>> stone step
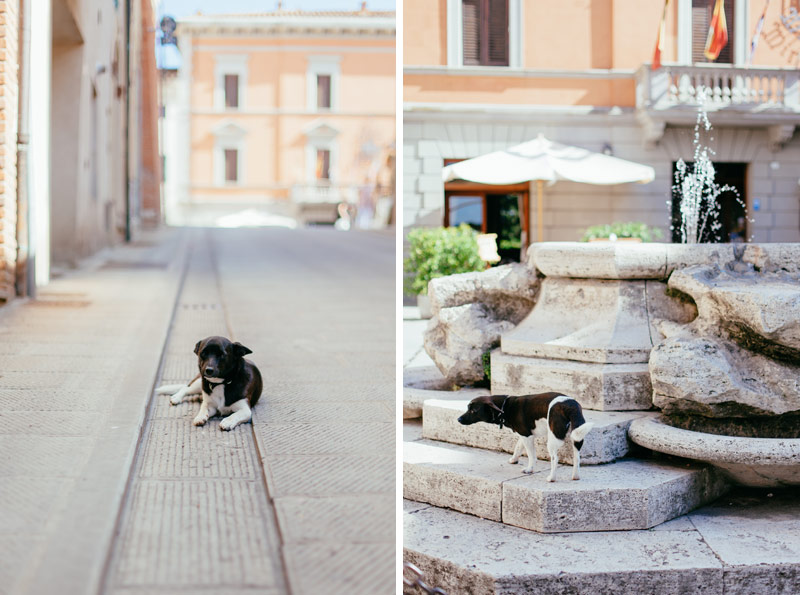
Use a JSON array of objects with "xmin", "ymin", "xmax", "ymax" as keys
[
  {"xmin": 491, "ymin": 350, "xmax": 652, "ymax": 410},
  {"xmin": 402, "ymin": 385, "xmax": 489, "ymax": 420},
  {"xmin": 422, "ymin": 398, "xmax": 651, "ymax": 464},
  {"xmin": 404, "ymin": 496, "xmax": 800, "ymax": 595},
  {"xmin": 403, "ymin": 437, "xmax": 728, "ymax": 533}
]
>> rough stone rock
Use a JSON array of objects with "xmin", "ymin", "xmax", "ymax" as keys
[
  {"xmin": 669, "ymin": 265, "xmax": 800, "ymax": 357},
  {"xmin": 650, "ymin": 329, "xmax": 800, "ymax": 418},
  {"xmin": 424, "ymin": 303, "xmax": 514, "ymax": 385},
  {"xmin": 427, "ymin": 263, "xmax": 538, "ymax": 321},
  {"xmin": 423, "ymin": 264, "xmax": 539, "ymax": 385}
]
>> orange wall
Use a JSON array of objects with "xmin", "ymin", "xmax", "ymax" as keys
[
  {"xmin": 189, "ymin": 33, "xmax": 395, "ymax": 196},
  {"xmin": 404, "ymin": 0, "xmax": 447, "ymax": 65}
]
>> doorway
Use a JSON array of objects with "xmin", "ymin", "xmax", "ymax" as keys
[
  {"xmin": 671, "ymin": 162, "xmax": 747, "ymax": 243},
  {"xmin": 444, "ymin": 188, "xmax": 529, "ymax": 263}
]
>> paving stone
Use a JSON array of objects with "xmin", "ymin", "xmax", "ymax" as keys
[
  {"xmin": 138, "ymin": 418, "xmax": 260, "ymax": 479},
  {"xmin": 0, "ymin": 411, "xmax": 104, "ymax": 436},
  {"xmin": 284, "ymin": 543, "xmax": 394, "ymax": 595},
  {"xmin": 0, "ymin": 388, "xmax": 108, "ymax": 411},
  {"xmin": 0, "ymin": 435, "xmax": 94, "ymax": 477},
  {"xmin": 254, "ymin": 422, "xmax": 394, "ymax": 455},
  {"xmin": 404, "ymin": 503, "xmax": 724, "ymax": 595},
  {"xmin": 256, "ymin": 400, "xmax": 393, "ymax": 424},
  {"xmin": 404, "ymin": 438, "xmax": 729, "ymax": 532},
  {"xmin": 112, "ymin": 479, "xmax": 283, "ymax": 588},
  {"xmin": 261, "ymin": 379, "xmax": 394, "ymax": 403},
  {"xmin": 0, "ymin": 478, "xmax": 75, "ymax": 534},
  {"xmin": 274, "ymin": 494, "xmax": 395, "ymax": 544},
  {"xmin": 264, "ymin": 454, "xmax": 395, "ymax": 498}
]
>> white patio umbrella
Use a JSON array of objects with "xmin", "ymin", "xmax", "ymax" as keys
[{"xmin": 442, "ymin": 134, "xmax": 656, "ymax": 242}]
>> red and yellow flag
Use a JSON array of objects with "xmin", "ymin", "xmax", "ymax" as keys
[
  {"xmin": 652, "ymin": 0, "xmax": 670, "ymax": 70},
  {"xmin": 704, "ymin": 0, "xmax": 729, "ymax": 61}
]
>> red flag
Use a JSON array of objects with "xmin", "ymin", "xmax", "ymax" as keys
[
  {"xmin": 704, "ymin": 0, "xmax": 728, "ymax": 61},
  {"xmin": 652, "ymin": 0, "xmax": 670, "ymax": 70}
]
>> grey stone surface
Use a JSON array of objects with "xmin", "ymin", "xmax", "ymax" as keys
[
  {"xmin": 491, "ymin": 351, "xmax": 653, "ymax": 410},
  {"xmin": 501, "ymin": 278, "xmax": 693, "ymax": 364},
  {"xmin": 404, "ymin": 437, "xmax": 727, "ymax": 532},
  {"xmin": 530, "ymin": 241, "xmax": 670, "ymax": 279},
  {"xmin": 403, "ymin": 386, "xmax": 488, "ymax": 420},
  {"xmin": 404, "ymin": 503, "xmax": 725, "ymax": 595},
  {"xmin": 423, "ymin": 264, "xmax": 539, "ymax": 385},
  {"xmin": 629, "ymin": 416, "xmax": 800, "ymax": 487},
  {"xmin": 650, "ymin": 264, "xmax": 800, "ymax": 419},
  {"xmin": 424, "ymin": 303, "xmax": 514, "ymax": 384},
  {"xmin": 0, "ymin": 228, "xmax": 186, "ymax": 595},
  {"xmin": 422, "ymin": 398, "xmax": 649, "ymax": 464},
  {"xmin": 427, "ymin": 263, "xmax": 538, "ymax": 318}
]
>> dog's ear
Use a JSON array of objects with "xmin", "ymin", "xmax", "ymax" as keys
[
  {"xmin": 479, "ymin": 396, "xmax": 503, "ymax": 413},
  {"xmin": 232, "ymin": 342, "xmax": 252, "ymax": 358},
  {"xmin": 193, "ymin": 339, "xmax": 205, "ymax": 355}
]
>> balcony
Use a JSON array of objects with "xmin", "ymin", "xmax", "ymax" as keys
[
  {"xmin": 290, "ymin": 183, "xmax": 356, "ymax": 225},
  {"xmin": 635, "ymin": 64, "xmax": 800, "ymax": 148}
]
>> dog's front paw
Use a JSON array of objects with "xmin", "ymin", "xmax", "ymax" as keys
[
  {"xmin": 193, "ymin": 414, "xmax": 208, "ymax": 426},
  {"xmin": 546, "ymin": 475, "xmax": 555, "ymax": 483},
  {"xmin": 219, "ymin": 417, "xmax": 237, "ymax": 431},
  {"xmin": 522, "ymin": 467, "xmax": 535, "ymax": 474},
  {"xmin": 572, "ymin": 473, "xmax": 580, "ymax": 481},
  {"xmin": 508, "ymin": 456, "xmax": 519, "ymax": 464},
  {"xmin": 170, "ymin": 393, "xmax": 184, "ymax": 406}
]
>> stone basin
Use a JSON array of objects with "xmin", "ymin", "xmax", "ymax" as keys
[{"xmin": 628, "ymin": 416, "xmax": 800, "ymax": 487}]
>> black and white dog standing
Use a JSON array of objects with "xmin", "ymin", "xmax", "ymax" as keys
[
  {"xmin": 458, "ymin": 392, "xmax": 594, "ymax": 482},
  {"xmin": 156, "ymin": 336, "xmax": 262, "ymax": 431}
]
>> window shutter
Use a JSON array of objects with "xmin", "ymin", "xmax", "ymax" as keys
[
  {"xmin": 225, "ymin": 149, "xmax": 238, "ymax": 182},
  {"xmin": 462, "ymin": 0, "xmax": 481, "ymax": 65},
  {"xmin": 486, "ymin": 0, "xmax": 509, "ymax": 66},
  {"xmin": 224, "ymin": 74, "xmax": 239, "ymax": 108},
  {"xmin": 692, "ymin": 0, "xmax": 734, "ymax": 64},
  {"xmin": 317, "ymin": 75, "xmax": 332, "ymax": 109},
  {"xmin": 316, "ymin": 149, "xmax": 331, "ymax": 180}
]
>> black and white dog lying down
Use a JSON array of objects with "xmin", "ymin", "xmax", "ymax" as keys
[
  {"xmin": 458, "ymin": 392, "xmax": 594, "ymax": 482},
  {"xmin": 156, "ymin": 336, "xmax": 262, "ymax": 431}
]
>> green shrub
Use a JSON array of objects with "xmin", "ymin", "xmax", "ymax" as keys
[
  {"xmin": 403, "ymin": 224, "xmax": 485, "ymax": 296},
  {"xmin": 580, "ymin": 221, "xmax": 664, "ymax": 243}
]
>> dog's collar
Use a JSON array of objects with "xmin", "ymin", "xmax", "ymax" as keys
[
  {"xmin": 205, "ymin": 377, "xmax": 232, "ymax": 387},
  {"xmin": 496, "ymin": 396, "xmax": 510, "ymax": 429}
]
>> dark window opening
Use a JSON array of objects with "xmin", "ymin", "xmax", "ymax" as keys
[
  {"xmin": 671, "ymin": 161, "xmax": 747, "ymax": 243},
  {"xmin": 224, "ymin": 74, "xmax": 239, "ymax": 108},
  {"xmin": 317, "ymin": 74, "xmax": 332, "ymax": 109},
  {"xmin": 316, "ymin": 149, "xmax": 331, "ymax": 180},
  {"xmin": 692, "ymin": 0, "xmax": 734, "ymax": 64},
  {"xmin": 462, "ymin": 0, "xmax": 509, "ymax": 66},
  {"xmin": 224, "ymin": 149, "xmax": 238, "ymax": 182}
]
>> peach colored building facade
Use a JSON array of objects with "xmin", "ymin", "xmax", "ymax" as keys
[
  {"xmin": 404, "ymin": 0, "xmax": 800, "ymax": 251},
  {"xmin": 164, "ymin": 9, "xmax": 395, "ymax": 225}
]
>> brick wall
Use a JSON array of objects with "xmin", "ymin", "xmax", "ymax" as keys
[{"xmin": 0, "ymin": 0, "xmax": 18, "ymax": 301}]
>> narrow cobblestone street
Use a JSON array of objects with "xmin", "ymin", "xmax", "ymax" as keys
[{"xmin": 0, "ymin": 226, "xmax": 395, "ymax": 595}]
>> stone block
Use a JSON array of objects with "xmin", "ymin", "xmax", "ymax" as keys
[
  {"xmin": 403, "ymin": 439, "xmax": 525, "ymax": 521},
  {"xmin": 421, "ymin": 398, "xmax": 649, "ymax": 464},
  {"xmin": 491, "ymin": 351, "xmax": 653, "ymax": 411},
  {"xmin": 403, "ymin": 438, "xmax": 727, "ymax": 532},
  {"xmin": 403, "ymin": 386, "xmax": 488, "ymax": 420},
  {"xmin": 502, "ymin": 459, "xmax": 727, "ymax": 533},
  {"xmin": 501, "ymin": 278, "xmax": 662, "ymax": 364},
  {"xmin": 530, "ymin": 242, "xmax": 668, "ymax": 279}
]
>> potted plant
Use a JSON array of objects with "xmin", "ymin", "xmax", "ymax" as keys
[
  {"xmin": 581, "ymin": 221, "xmax": 664, "ymax": 243},
  {"xmin": 404, "ymin": 224, "xmax": 486, "ymax": 318}
]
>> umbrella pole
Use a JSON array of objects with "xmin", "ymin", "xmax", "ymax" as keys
[{"xmin": 536, "ymin": 180, "xmax": 543, "ymax": 242}]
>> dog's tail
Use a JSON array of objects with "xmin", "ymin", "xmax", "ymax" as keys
[
  {"xmin": 571, "ymin": 421, "xmax": 594, "ymax": 443},
  {"xmin": 155, "ymin": 384, "xmax": 186, "ymax": 395}
]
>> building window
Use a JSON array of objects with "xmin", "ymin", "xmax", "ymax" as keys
[
  {"xmin": 462, "ymin": 0, "xmax": 509, "ymax": 66},
  {"xmin": 307, "ymin": 56, "xmax": 340, "ymax": 111},
  {"xmin": 691, "ymin": 0, "xmax": 734, "ymax": 64},
  {"xmin": 224, "ymin": 74, "xmax": 239, "ymax": 108},
  {"xmin": 317, "ymin": 75, "xmax": 332, "ymax": 109},
  {"xmin": 315, "ymin": 149, "xmax": 331, "ymax": 181},
  {"xmin": 224, "ymin": 149, "xmax": 239, "ymax": 182},
  {"xmin": 214, "ymin": 55, "xmax": 247, "ymax": 110}
]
